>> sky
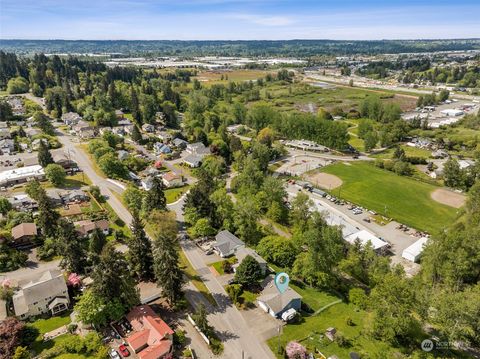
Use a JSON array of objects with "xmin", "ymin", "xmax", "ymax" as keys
[{"xmin": 0, "ymin": 0, "xmax": 479, "ymax": 40}]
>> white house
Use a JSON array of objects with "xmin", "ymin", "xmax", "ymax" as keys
[
  {"xmin": 13, "ymin": 270, "xmax": 70, "ymax": 319},
  {"xmin": 183, "ymin": 154, "xmax": 203, "ymax": 168},
  {"xmin": 234, "ymin": 247, "xmax": 268, "ymax": 276},
  {"xmin": 186, "ymin": 142, "xmax": 210, "ymax": 155}
]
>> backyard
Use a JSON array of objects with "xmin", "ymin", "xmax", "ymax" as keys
[{"xmin": 319, "ymin": 161, "xmax": 459, "ymax": 233}]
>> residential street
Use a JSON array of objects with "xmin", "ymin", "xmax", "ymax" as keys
[{"xmin": 57, "ymin": 130, "xmax": 275, "ymax": 358}]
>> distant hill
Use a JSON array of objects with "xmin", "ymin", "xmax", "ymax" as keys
[{"xmin": 1, "ymin": 39, "xmax": 480, "ymax": 57}]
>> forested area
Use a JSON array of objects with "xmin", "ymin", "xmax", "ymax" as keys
[{"xmin": 1, "ymin": 39, "xmax": 480, "ymax": 57}]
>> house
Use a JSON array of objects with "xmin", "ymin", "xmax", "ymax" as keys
[
  {"xmin": 213, "ymin": 230, "xmax": 245, "ymax": 258},
  {"xmin": 126, "ymin": 305, "xmax": 174, "ymax": 359},
  {"xmin": 153, "ymin": 142, "xmax": 171, "ymax": 155},
  {"xmin": 0, "ymin": 138, "xmax": 15, "ymax": 154},
  {"xmin": 0, "ymin": 165, "xmax": 45, "ymax": 187},
  {"xmin": 118, "ymin": 150, "xmax": 130, "ymax": 160},
  {"xmin": 45, "ymin": 189, "xmax": 63, "ymax": 206},
  {"xmin": 73, "ymin": 120, "xmax": 95, "ymax": 139},
  {"xmin": 8, "ymin": 194, "xmax": 38, "ymax": 212},
  {"xmin": 162, "ymin": 172, "xmax": 182, "ymax": 188},
  {"xmin": 62, "ymin": 112, "xmax": 82, "ymax": 126},
  {"xmin": 31, "ymin": 138, "xmax": 48, "ymax": 151},
  {"xmin": 0, "ymin": 128, "xmax": 11, "ymax": 139},
  {"xmin": 183, "ymin": 154, "xmax": 203, "ymax": 168},
  {"xmin": 142, "ymin": 124, "xmax": 155, "ymax": 133},
  {"xmin": 117, "ymin": 119, "xmax": 132, "ymax": 127},
  {"xmin": 344, "ymin": 230, "xmax": 389, "ymax": 252},
  {"xmin": 141, "ymin": 176, "xmax": 156, "ymax": 191},
  {"xmin": 111, "ymin": 127, "xmax": 126, "ymax": 136},
  {"xmin": 13, "ymin": 270, "xmax": 70, "ymax": 319},
  {"xmin": 11, "ymin": 223, "xmax": 37, "ymax": 246},
  {"xmin": 115, "ymin": 109, "xmax": 125, "ymax": 119},
  {"xmin": 172, "ymin": 138, "xmax": 188, "ymax": 149},
  {"xmin": 62, "ymin": 189, "xmax": 89, "ymax": 203},
  {"xmin": 25, "ymin": 128, "xmax": 41, "ymax": 138},
  {"xmin": 186, "ymin": 142, "xmax": 210, "ymax": 155},
  {"xmin": 459, "ymin": 159, "xmax": 474, "ymax": 170},
  {"xmin": 402, "ymin": 237, "xmax": 429, "ymax": 263},
  {"xmin": 234, "ymin": 247, "xmax": 268, "ymax": 275},
  {"xmin": 157, "ymin": 131, "xmax": 172, "ymax": 142},
  {"xmin": 74, "ymin": 219, "xmax": 110, "ymax": 237},
  {"xmin": 257, "ymin": 275, "xmax": 302, "ymax": 319},
  {"xmin": 0, "ymin": 121, "xmax": 8, "ymax": 129},
  {"xmin": 53, "ymin": 152, "xmax": 77, "ymax": 169},
  {"xmin": 432, "ymin": 149, "xmax": 448, "ymax": 159}
]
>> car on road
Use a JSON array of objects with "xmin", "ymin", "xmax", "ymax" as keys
[
  {"xmin": 118, "ymin": 344, "xmax": 130, "ymax": 357},
  {"xmin": 109, "ymin": 349, "xmax": 121, "ymax": 359},
  {"xmin": 353, "ymin": 208, "xmax": 363, "ymax": 215}
]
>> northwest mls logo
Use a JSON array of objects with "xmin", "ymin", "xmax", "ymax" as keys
[{"xmin": 421, "ymin": 339, "xmax": 434, "ymax": 352}]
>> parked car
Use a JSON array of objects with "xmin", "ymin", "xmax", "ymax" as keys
[
  {"xmin": 353, "ymin": 208, "xmax": 363, "ymax": 215},
  {"xmin": 118, "ymin": 344, "xmax": 130, "ymax": 357},
  {"xmin": 109, "ymin": 349, "xmax": 121, "ymax": 359}
]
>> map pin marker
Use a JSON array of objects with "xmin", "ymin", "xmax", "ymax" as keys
[{"xmin": 275, "ymin": 272, "xmax": 290, "ymax": 294}]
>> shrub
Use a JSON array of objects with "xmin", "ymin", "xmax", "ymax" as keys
[
  {"xmin": 173, "ymin": 330, "xmax": 186, "ymax": 346},
  {"xmin": 349, "ymin": 288, "xmax": 368, "ymax": 309}
]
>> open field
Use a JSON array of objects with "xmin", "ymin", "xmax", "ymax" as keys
[
  {"xmin": 195, "ymin": 69, "xmax": 269, "ymax": 83},
  {"xmin": 431, "ymin": 188, "xmax": 466, "ymax": 208},
  {"xmin": 268, "ymin": 302, "xmax": 403, "ymax": 358},
  {"xmin": 371, "ymin": 145, "xmax": 432, "ymax": 159},
  {"xmin": 319, "ymin": 161, "xmax": 459, "ymax": 233}
]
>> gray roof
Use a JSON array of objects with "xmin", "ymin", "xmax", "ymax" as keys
[
  {"xmin": 257, "ymin": 275, "xmax": 302, "ymax": 315},
  {"xmin": 183, "ymin": 154, "xmax": 203, "ymax": 166},
  {"xmin": 13, "ymin": 270, "xmax": 68, "ymax": 316},
  {"xmin": 214, "ymin": 230, "xmax": 244, "ymax": 256},
  {"xmin": 235, "ymin": 247, "xmax": 267, "ymax": 266}
]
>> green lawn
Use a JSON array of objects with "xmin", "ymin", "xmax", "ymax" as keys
[
  {"xmin": 267, "ymin": 302, "xmax": 418, "ymax": 359},
  {"xmin": 371, "ymin": 145, "xmax": 432, "ymax": 159},
  {"xmin": 165, "ymin": 185, "xmax": 190, "ymax": 204},
  {"xmin": 210, "ymin": 257, "xmax": 237, "ymax": 275},
  {"xmin": 290, "ymin": 282, "xmax": 340, "ymax": 312},
  {"xmin": 28, "ymin": 313, "xmax": 72, "ymax": 354},
  {"xmin": 321, "ymin": 161, "xmax": 459, "ymax": 233}
]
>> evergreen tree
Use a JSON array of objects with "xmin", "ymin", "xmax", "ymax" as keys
[
  {"xmin": 131, "ymin": 125, "xmax": 142, "ymax": 143},
  {"xmin": 128, "ymin": 210, "xmax": 154, "ymax": 281},
  {"xmin": 89, "ymin": 228, "xmax": 106, "ymax": 255},
  {"xmin": 57, "ymin": 220, "xmax": 86, "ymax": 274},
  {"xmin": 36, "ymin": 192, "xmax": 59, "ymax": 238},
  {"xmin": 130, "ymin": 87, "xmax": 142, "ymax": 124},
  {"xmin": 91, "ymin": 243, "xmax": 140, "ymax": 309},
  {"xmin": 37, "ymin": 140, "xmax": 54, "ymax": 167},
  {"xmin": 142, "ymin": 176, "xmax": 166, "ymax": 213},
  {"xmin": 152, "ymin": 233, "xmax": 184, "ymax": 305}
]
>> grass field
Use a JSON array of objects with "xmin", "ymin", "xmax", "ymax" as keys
[
  {"xmin": 195, "ymin": 69, "xmax": 269, "ymax": 83},
  {"xmin": 320, "ymin": 161, "xmax": 459, "ymax": 233},
  {"xmin": 371, "ymin": 145, "xmax": 432, "ymax": 159},
  {"xmin": 244, "ymin": 81, "xmax": 414, "ymax": 114}
]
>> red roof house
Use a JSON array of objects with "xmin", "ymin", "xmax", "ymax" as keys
[{"xmin": 126, "ymin": 305, "xmax": 174, "ymax": 359}]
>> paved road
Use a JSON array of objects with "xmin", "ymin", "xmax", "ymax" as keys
[{"xmin": 60, "ymin": 132, "xmax": 274, "ymax": 358}]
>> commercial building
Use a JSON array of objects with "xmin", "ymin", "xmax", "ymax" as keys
[
  {"xmin": 0, "ymin": 165, "xmax": 45, "ymax": 187},
  {"xmin": 402, "ymin": 237, "xmax": 429, "ymax": 263}
]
